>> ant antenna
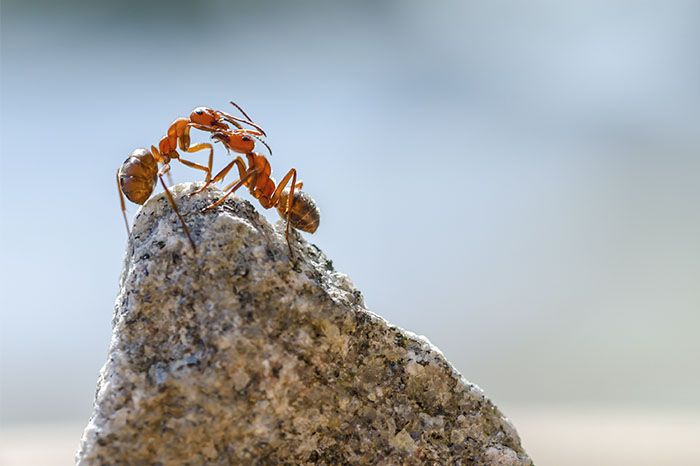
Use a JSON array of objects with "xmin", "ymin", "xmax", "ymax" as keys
[
  {"xmin": 225, "ymin": 100, "xmax": 267, "ymax": 137},
  {"xmin": 222, "ymin": 113, "xmax": 267, "ymax": 137},
  {"xmin": 252, "ymin": 135, "xmax": 273, "ymax": 156},
  {"xmin": 230, "ymin": 101, "xmax": 254, "ymax": 122}
]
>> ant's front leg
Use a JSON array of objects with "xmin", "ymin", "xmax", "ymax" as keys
[
  {"xmin": 202, "ymin": 169, "xmax": 258, "ymax": 212},
  {"xmin": 184, "ymin": 142, "xmax": 215, "ymax": 181},
  {"xmin": 190, "ymin": 156, "xmax": 247, "ymax": 196},
  {"xmin": 177, "ymin": 156, "xmax": 211, "ymax": 183}
]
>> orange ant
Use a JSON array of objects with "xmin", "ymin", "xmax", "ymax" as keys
[
  {"xmin": 116, "ymin": 102, "xmax": 272, "ymax": 252},
  {"xmin": 195, "ymin": 134, "xmax": 320, "ymax": 255}
]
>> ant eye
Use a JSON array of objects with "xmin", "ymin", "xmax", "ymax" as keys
[
  {"xmin": 196, "ymin": 110, "xmax": 203, "ymax": 115},
  {"xmin": 242, "ymin": 136, "xmax": 251, "ymax": 141}
]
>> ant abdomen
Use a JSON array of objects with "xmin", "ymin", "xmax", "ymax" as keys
[
  {"xmin": 118, "ymin": 148, "xmax": 158, "ymax": 204},
  {"xmin": 277, "ymin": 189, "xmax": 320, "ymax": 234}
]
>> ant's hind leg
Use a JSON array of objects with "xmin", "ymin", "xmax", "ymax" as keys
[
  {"xmin": 158, "ymin": 165, "xmax": 197, "ymax": 253},
  {"xmin": 116, "ymin": 169, "xmax": 130, "ymax": 233},
  {"xmin": 268, "ymin": 168, "xmax": 298, "ymax": 256},
  {"xmin": 285, "ymin": 171, "xmax": 298, "ymax": 256}
]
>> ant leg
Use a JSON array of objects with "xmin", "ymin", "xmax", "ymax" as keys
[
  {"xmin": 284, "ymin": 172, "xmax": 298, "ymax": 256},
  {"xmin": 158, "ymin": 165, "xmax": 196, "ymax": 252},
  {"xmin": 177, "ymin": 157, "xmax": 211, "ymax": 187},
  {"xmin": 268, "ymin": 168, "xmax": 298, "ymax": 255},
  {"xmin": 179, "ymin": 141, "xmax": 214, "ymax": 181},
  {"xmin": 202, "ymin": 170, "xmax": 257, "ymax": 212},
  {"xmin": 178, "ymin": 142, "xmax": 214, "ymax": 181},
  {"xmin": 116, "ymin": 169, "xmax": 130, "ymax": 233},
  {"xmin": 191, "ymin": 156, "xmax": 247, "ymax": 196}
]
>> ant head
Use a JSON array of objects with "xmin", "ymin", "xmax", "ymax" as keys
[
  {"xmin": 219, "ymin": 132, "xmax": 255, "ymax": 154},
  {"xmin": 211, "ymin": 131, "xmax": 256, "ymax": 154},
  {"xmin": 234, "ymin": 134, "xmax": 256, "ymax": 154},
  {"xmin": 190, "ymin": 107, "xmax": 227, "ymax": 129}
]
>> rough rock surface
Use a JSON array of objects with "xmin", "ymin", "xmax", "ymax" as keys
[{"xmin": 77, "ymin": 183, "xmax": 532, "ymax": 465}]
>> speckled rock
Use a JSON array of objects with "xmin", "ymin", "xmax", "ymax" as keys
[{"xmin": 77, "ymin": 183, "xmax": 532, "ymax": 465}]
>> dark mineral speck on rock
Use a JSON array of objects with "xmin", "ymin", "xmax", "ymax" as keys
[{"xmin": 76, "ymin": 183, "xmax": 533, "ymax": 465}]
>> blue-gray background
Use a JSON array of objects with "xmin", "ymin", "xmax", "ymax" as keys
[{"xmin": 1, "ymin": 0, "xmax": 699, "ymax": 425}]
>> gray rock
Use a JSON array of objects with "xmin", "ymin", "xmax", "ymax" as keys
[{"xmin": 77, "ymin": 183, "xmax": 532, "ymax": 465}]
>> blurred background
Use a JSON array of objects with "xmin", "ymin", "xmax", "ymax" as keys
[{"xmin": 1, "ymin": 0, "xmax": 699, "ymax": 464}]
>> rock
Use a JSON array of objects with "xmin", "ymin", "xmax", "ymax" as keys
[{"xmin": 77, "ymin": 183, "xmax": 532, "ymax": 465}]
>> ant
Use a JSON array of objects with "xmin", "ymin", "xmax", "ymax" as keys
[
  {"xmin": 116, "ymin": 102, "xmax": 272, "ymax": 252},
  {"xmin": 195, "ymin": 133, "xmax": 320, "ymax": 256}
]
